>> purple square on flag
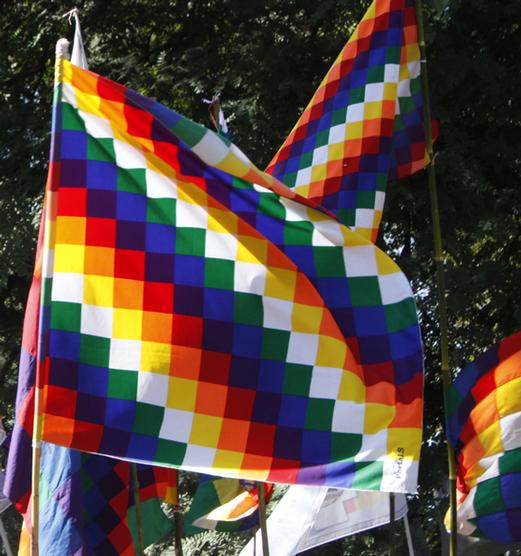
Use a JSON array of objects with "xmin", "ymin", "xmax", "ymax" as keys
[
  {"xmin": 76, "ymin": 393, "xmax": 106, "ymax": 425},
  {"xmin": 229, "ymin": 356, "xmax": 260, "ymax": 389},
  {"xmin": 177, "ymin": 145, "xmax": 206, "ymax": 179},
  {"xmin": 273, "ymin": 426, "xmax": 302, "ymax": 460},
  {"xmin": 48, "ymin": 357, "xmax": 79, "ymax": 389},
  {"xmin": 252, "ymin": 392, "xmax": 281, "ymax": 424},
  {"xmin": 99, "ymin": 427, "xmax": 131, "ymax": 456},
  {"xmin": 358, "ymin": 334, "xmax": 391, "ymax": 364},
  {"xmin": 506, "ymin": 508, "xmax": 521, "ymax": 541},
  {"xmin": 145, "ymin": 252, "xmax": 175, "ymax": 282},
  {"xmin": 203, "ymin": 319, "xmax": 233, "ymax": 352},
  {"xmin": 150, "ymin": 118, "xmax": 174, "ymax": 142},
  {"xmin": 173, "ymin": 285, "xmax": 204, "ymax": 316},
  {"xmin": 87, "ymin": 189, "xmax": 117, "ymax": 219},
  {"xmin": 116, "ymin": 220, "xmax": 146, "ymax": 250},
  {"xmin": 206, "ymin": 179, "xmax": 231, "ymax": 206},
  {"xmin": 60, "ymin": 159, "xmax": 87, "ymax": 188},
  {"xmin": 331, "ymin": 308, "xmax": 356, "ymax": 338}
]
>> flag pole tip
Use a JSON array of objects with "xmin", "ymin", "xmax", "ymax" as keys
[{"xmin": 56, "ymin": 38, "xmax": 70, "ymax": 59}]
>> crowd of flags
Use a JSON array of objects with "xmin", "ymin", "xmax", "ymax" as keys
[{"xmin": 0, "ymin": 0, "xmax": 518, "ymax": 554}]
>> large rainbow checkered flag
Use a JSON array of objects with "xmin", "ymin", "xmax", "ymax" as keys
[
  {"xmin": 267, "ymin": 0, "xmax": 437, "ymax": 242},
  {"xmin": 446, "ymin": 331, "xmax": 521, "ymax": 542},
  {"xmin": 35, "ymin": 50, "xmax": 424, "ymax": 493}
]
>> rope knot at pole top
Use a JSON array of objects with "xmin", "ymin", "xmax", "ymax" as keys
[{"xmin": 62, "ymin": 8, "xmax": 79, "ymax": 25}]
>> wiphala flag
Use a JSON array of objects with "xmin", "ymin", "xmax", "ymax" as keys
[{"xmin": 35, "ymin": 59, "xmax": 423, "ymax": 492}]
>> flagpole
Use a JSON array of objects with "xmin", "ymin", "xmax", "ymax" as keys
[
  {"xmin": 131, "ymin": 464, "xmax": 145, "ymax": 555},
  {"xmin": 0, "ymin": 516, "xmax": 14, "ymax": 556},
  {"xmin": 413, "ymin": 1, "xmax": 458, "ymax": 555},
  {"xmin": 30, "ymin": 38, "xmax": 70, "ymax": 556},
  {"xmin": 173, "ymin": 472, "xmax": 184, "ymax": 556},
  {"xmin": 257, "ymin": 482, "xmax": 270, "ymax": 556},
  {"xmin": 389, "ymin": 492, "xmax": 395, "ymax": 556},
  {"xmin": 403, "ymin": 514, "xmax": 415, "ymax": 556}
]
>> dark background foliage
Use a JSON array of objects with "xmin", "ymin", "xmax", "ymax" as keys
[{"xmin": 1, "ymin": 0, "xmax": 520, "ymax": 554}]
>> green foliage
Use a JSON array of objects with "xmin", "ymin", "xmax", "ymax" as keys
[{"xmin": 1, "ymin": 0, "xmax": 520, "ymax": 554}]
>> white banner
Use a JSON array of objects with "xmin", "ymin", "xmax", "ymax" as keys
[{"xmin": 240, "ymin": 487, "xmax": 407, "ymax": 556}]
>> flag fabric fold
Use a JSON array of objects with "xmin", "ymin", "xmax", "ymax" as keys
[
  {"xmin": 184, "ymin": 476, "xmax": 272, "ymax": 535},
  {"xmin": 267, "ymin": 0, "xmax": 437, "ymax": 242},
  {"xmin": 35, "ymin": 58, "xmax": 423, "ymax": 492},
  {"xmin": 446, "ymin": 331, "xmax": 521, "ymax": 542}
]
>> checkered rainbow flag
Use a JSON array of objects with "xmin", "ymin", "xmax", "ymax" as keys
[
  {"xmin": 36, "ymin": 56, "xmax": 423, "ymax": 493},
  {"xmin": 267, "ymin": 0, "xmax": 437, "ymax": 242},
  {"xmin": 447, "ymin": 331, "xmax": 521, "ymax": 542}
]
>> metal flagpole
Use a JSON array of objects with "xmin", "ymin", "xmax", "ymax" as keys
[
  {"xmin": 403, "ymin": 513, "xmax": 415, "ymax": 556},
  {"xmin": 0, "ymin": 516, "xmax": 14, "ymax": 556},
  {"xmin": 389, "ymin": 492, "xmax": 395, "ymax": 556},
  {"xmin": 257, "ymin": 482, "xmax": 270, "ymax": 556},
  {"xmin": 173, "ymin": 471, "xmax": 184, "ymax": 556},
  {"xmin": 413, "ymin": 1, "xmax": 458, "ymax": 555},
  {"xmin": 131, "ymin": 464, "xmax": 145, "ymax": 555}
]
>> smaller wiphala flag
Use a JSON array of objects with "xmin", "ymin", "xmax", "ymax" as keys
[
  {"xmin": 267, "ymin": 0, "xmax": 437, "ymax": 242},
  {"xmin": 185, "ymin": 476, "xmax": 272, "ymax": 535},
  {"xmin": 447, "ymin": 331, "xmax": 521, "ymax": 542}
]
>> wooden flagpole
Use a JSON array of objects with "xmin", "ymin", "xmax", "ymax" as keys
[
  {"xmin": 30, "ymin": 38, "xmax": 71, "ymax": 556},
  {"xmin": 131, "ymin": 464, "xmax": 145, "ymax": 555},
  {"xmin": 257, "ymin": 482, "xmax": 270, "ymax": 556},
  {"xmin": 413, "ymin": 1, "xmax": 458, "ymax": 555}
]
